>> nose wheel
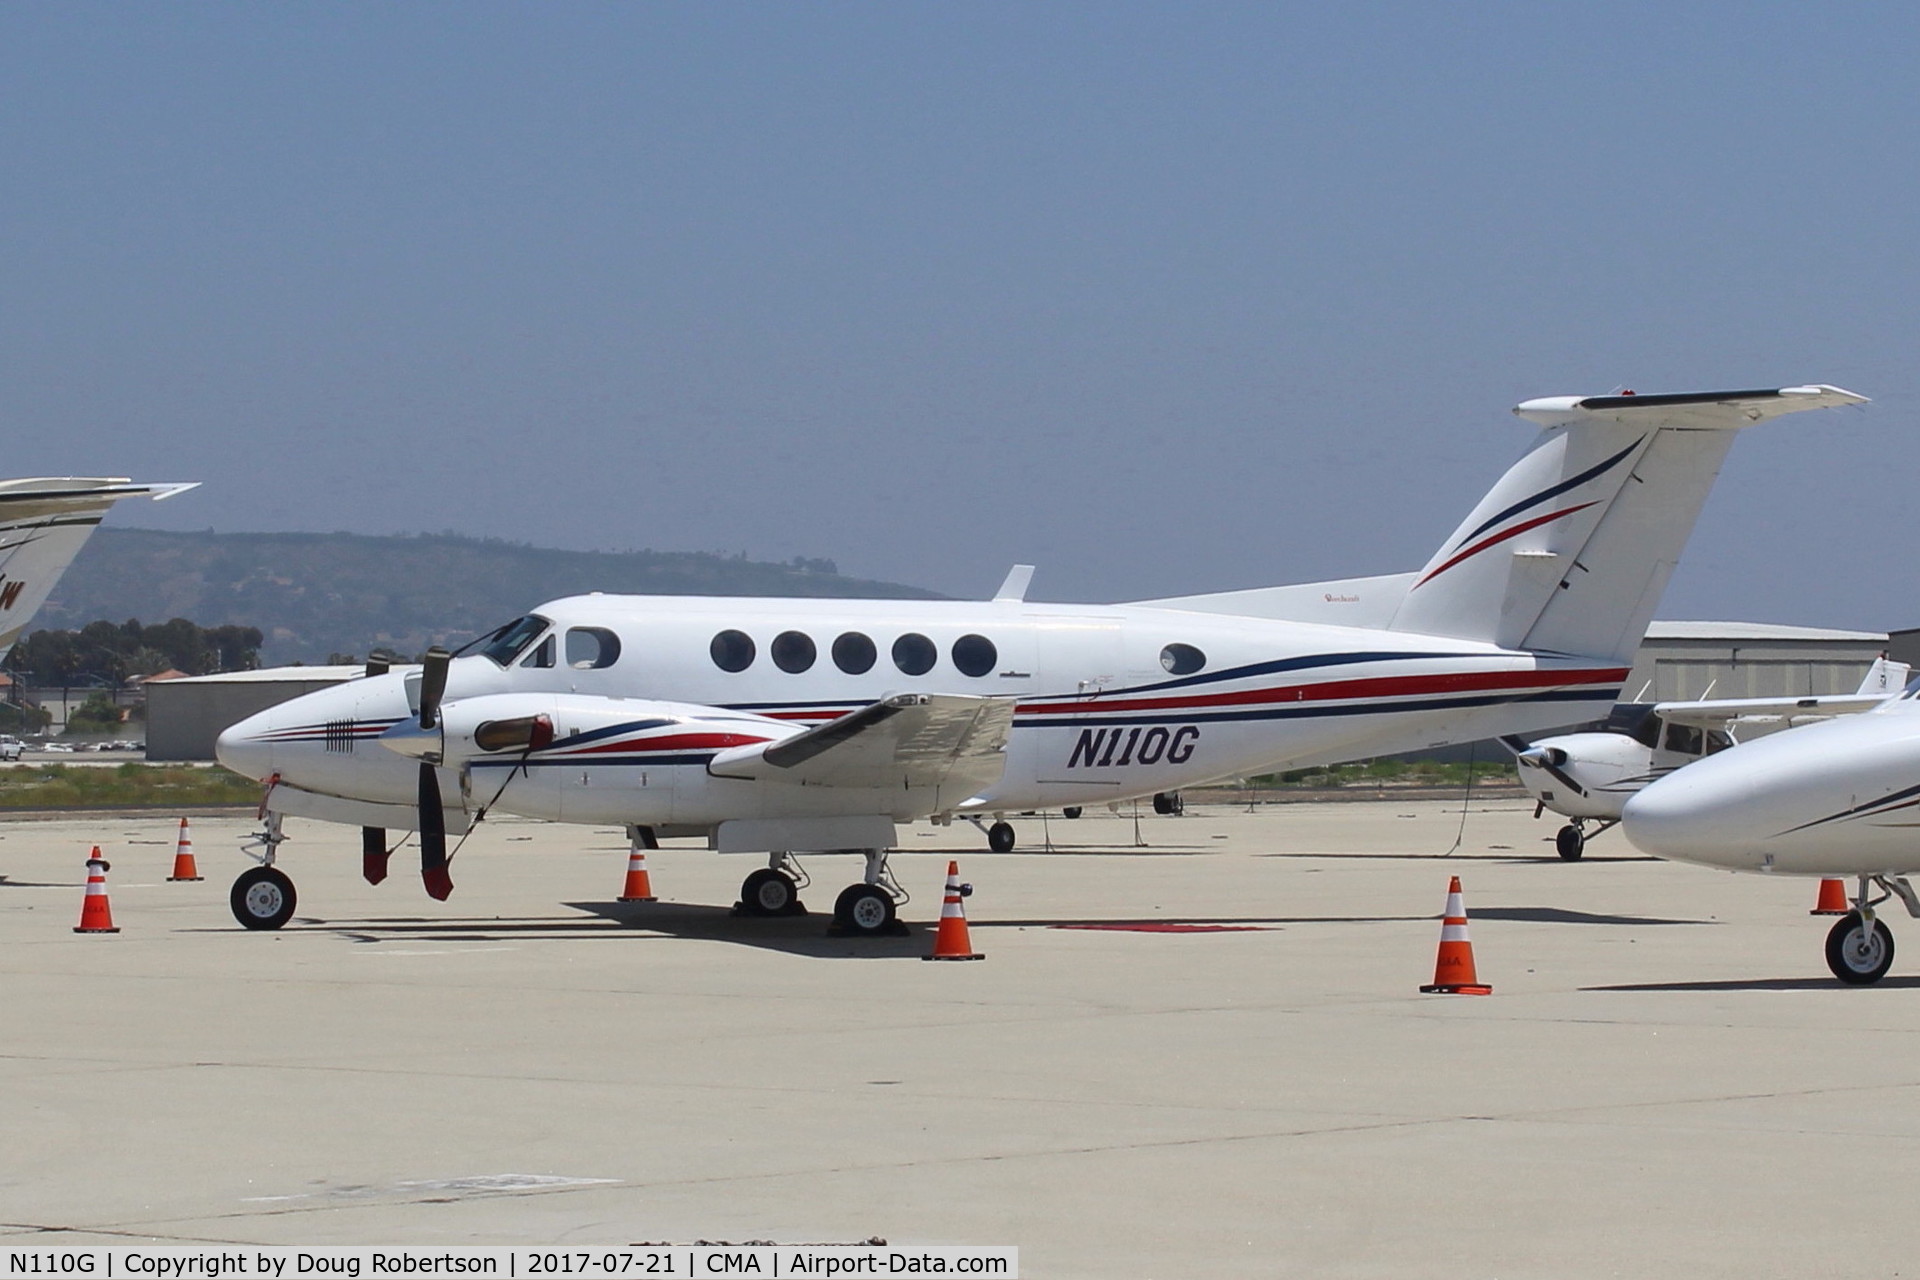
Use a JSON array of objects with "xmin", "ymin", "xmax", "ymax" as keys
[
  {"xmin": 1826, "ymin": 911, "xmax": 1895, "ymax": 985},
  {"xmin": 231, "ymin": 866, "xmax": 297, "ymax": 930}
]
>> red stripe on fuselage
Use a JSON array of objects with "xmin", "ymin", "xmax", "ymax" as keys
[{"xmin": 1014, "ymin": 666, "xmax": 1627, "ymax": 718}]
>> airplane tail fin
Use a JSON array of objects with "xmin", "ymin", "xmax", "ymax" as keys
[
  {"xmin": 1385, "ymin": 387, "xmax": 1865, "ymax": 664},
  {"xmin": 1857, "ymin": 653, "xmax": 1910, "ymax": 698},
  {"xmin": 0, "ymin": 479, "xmax": 199, "ymax": 659}
]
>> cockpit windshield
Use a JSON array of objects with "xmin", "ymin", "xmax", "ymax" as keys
[{"xmin": 468, "ymin": 615, "xmax": 551, "ymax": 667}]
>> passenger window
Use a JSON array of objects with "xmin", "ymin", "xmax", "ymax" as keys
[
  {"xmin": 772, "ymin": 630, "xmax": 817, "ymax": 674},
  {"xmin": 566, "ymin": 627, "xmax": 622, "ymax": 670},
  {"xmin": 1664, "ymin": 722, "xmax": 1705, "ymax": 756},
  {"xmin": 1706, "ymin": 730, "xmax": 1733, "ymax": 754},
  {"xmin": 520, "ymin": 635, "xmax": 556, "ymax": 669},
  {"xmin": 892, "ymin": 633, "xmax": 937, "ymax": 676},
  {"xmin": 952, "ymin": 634, "xmax": 997, "ymax": 678},
  {"xmin": 711, "ymin": 630, "xmax": 755, "ymax": 673},
  {"xmin": 1160, "ymin": 643, "xmax": 1206, "ymax": 675},
  {"xmin": 833, "ymin": 632, "xmax": 876, "ymax": 675}
]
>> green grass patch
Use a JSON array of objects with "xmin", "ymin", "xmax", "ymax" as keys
[
  {"xmin": 1247, "ymin": 759, "xmax": 1518, "ymax": 789},
  {"xmin": 0, "ymin": 763, "xmax": 261, "ymax": 809}
]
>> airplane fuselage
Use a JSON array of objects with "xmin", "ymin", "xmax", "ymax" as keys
[{"xmin": 219, "ymin": 594, "xmax": 1628, "ymax": 830}]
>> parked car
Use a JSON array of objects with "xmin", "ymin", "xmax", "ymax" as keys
[{"xmin": 0, "ymin": 736, "xmax": 22, "ymax": 761}]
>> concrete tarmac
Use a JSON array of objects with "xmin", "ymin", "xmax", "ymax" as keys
[{"xmin": 4, "ymin": 799, "xmax": 1917, "ymax": 1276}]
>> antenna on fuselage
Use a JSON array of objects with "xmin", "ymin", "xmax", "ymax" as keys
[{"xmin": 993, "ymin": 565, "xmax": 1035, "ymax": 603}]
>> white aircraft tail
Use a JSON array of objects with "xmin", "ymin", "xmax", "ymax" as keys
[
  {"xmin": 0, "ymin": 479, "xmax": 198, "ymax": 657},
  {"xmin": 1857, "ymin": 654, "xmax": 1910, "ymax": 698},
  {"xmin": 1383, "ymin": 386, "xmax": 1865, "ymax": 663}
]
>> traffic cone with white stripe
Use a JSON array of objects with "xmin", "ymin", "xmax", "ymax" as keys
[
  {"xmin": 1419, "ymin": 875, "xmax": 1489, "ymax": 994},
  {"xmin": 1811, "ymin": 878, "xmax": 1849, "ymax": 916},
  {"xmin": 925, "ymin": 861, "xmax": 984, "ymax": 961},
  {"xmin": 167, "ymin": 817, "xmax": 203, "ymax": 882},
  {"xmin": 618, "ymin": 844, "xmax": 657, "ymax": 903},
  {"xmin": 74, "ymin": 847, "xmax": 119, "ymax": 934}
]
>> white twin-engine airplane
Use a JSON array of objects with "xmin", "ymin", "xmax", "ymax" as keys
[
  {"xmin": 214, "ymin": 385, "xmax": 1865, "ymax": 937},
  {"xmin": 1623, "ymin": 682, "xmax": 1920, "ymax": 985},
  {"xmin": 1510, "ymin": 654, "xmax": 1909, "ymax": 860}
]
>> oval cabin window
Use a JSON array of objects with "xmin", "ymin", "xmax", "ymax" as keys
[
  {"xmin": 833, "ymin": 632, "xmax": 877, "ymax": 674},
  {"xmin": 711, "ymin": 630, "xmax": 756, "ymax": 673},
  {"xmin": 952, "ymin": 634, "xmax": 997, "ymax": 678},
  {"xmin": 772, "ymin": 630, "xmax": 817, "ymax": 674},
  {"xmin": 1160, "ymin": 643, "xmax": 1206, "ymax": 676},
  {"xmin": 892, "ymin": 632, "xmax": 937, "ymax": 676}
]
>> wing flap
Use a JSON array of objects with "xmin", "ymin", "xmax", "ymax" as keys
[{"xmin": 708, "ymin": 693, "xmax": 1014, "ymax": 795}]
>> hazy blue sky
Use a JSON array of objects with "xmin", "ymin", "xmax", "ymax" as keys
[{"xmin": 4, "ymin": 3, "xmax": 1915, "ymax": 627}]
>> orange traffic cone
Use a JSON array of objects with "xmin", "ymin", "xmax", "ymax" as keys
[
  {"xmin": 1419, "ymin": 875, "xmax": 1490, "ymax": 994},
  {"xmin": 74, "ymin": 847, "xmax": 119, "ymax": 934},
  {"xmin": 618, "ymin": 845, "xmax": 657, "ymax": 903},
  {"xmin": 925, "ymin": 861, "xmax": 984, "ymax": 961},
  {"xmin": 1811, "ymin": 878, "xmax": 1849, "ymax": 916},
  {"xmin": 167, "ymin": 817, "xmax": 203, "ymax": 882}
]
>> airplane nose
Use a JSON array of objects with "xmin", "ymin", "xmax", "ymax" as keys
[
  {"xmin": 1621, "ymin": 771, "xmax": 1752, "ymax": 865},
  {"xmin": 214, "ymin": 711, "xmax": 277, "ymax": 780}
]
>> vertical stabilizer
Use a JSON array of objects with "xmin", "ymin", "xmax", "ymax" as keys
[{"xmin": 1388, "ymin": 387, "xmax": 1864, "ymax": 663}]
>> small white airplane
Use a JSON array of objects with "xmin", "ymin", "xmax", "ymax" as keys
[
  {"xmin": 1623, "ymin": 677, "xmax": 1920, "ymax": 984},
  {"xmin": 213, "ymin": 385, "xmax": 1865, "ymax": 937},
  {"xmin": 0, "ymin": 478, "xmax": 199, "ymax": 659},
  {"xmin": 1509, "ymin": 655, "xmax": 1909, "ymax": 859}
]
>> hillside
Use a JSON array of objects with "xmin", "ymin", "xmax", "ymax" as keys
[{"xmin": 38, "ymin": 529, "xmax": 943, "ymax": 666}]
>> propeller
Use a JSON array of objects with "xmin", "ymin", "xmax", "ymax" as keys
[
  {"xmin": 416, "ymin": 647, "xmax": 453, "ymax": 900},
  {"xmin": 363, "ymin": 658, "xmax": 392, "ymax": 882}
]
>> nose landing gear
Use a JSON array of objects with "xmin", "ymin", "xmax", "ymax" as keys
[
  {"xmin": 1823, "ymin": 874, "xmax": 1920, "ymax": 984},
  {"xmin": 231, "ymin": 810, "xmax": 296, "ymax": 930}
]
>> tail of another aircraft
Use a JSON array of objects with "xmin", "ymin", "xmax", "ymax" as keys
[
  {"xmin": 0, "ymin": 479, "xmax": 199, "ymax": 658},
  {"xmin": 1383, "ymin": 387, "xmax": 1865, "ymax": 663}
]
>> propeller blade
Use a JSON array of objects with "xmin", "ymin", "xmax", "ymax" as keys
[
  {"xmin": 419, "ymin": 762, "xmax": 451, "ymax": 900},
  {"xmin": 362, "ymin": 827, "xmax": 390, "ymax": 885},
  {"xmin": 419, "ymin": 646, "xmax": 450, "ymax": 731}
]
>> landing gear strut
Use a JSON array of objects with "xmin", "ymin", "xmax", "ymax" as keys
[{"xmin": 232, "ymin": 810, "xmax": 296, "ymax": 930}]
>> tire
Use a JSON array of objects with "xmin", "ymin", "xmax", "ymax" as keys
[
  {"xmin": 740, "ymin": 868, "xmax": 798, "ymax": 916},
  {"xmin": 231, "ymin": 866, "xmax": 296, "ymax": 930},
  {"xmin": 835, "ymin": 884, "xmax": 896, "ymax": 936},
  {"xmin": 988, "ymin": 821, "xmax": 1016, "ymax": 853},
  {"xmin": 1826, "ymin": 912, "xmax": 1895, "ymax": 985},
  {"xmin": 1061, "ymin": 806, "xmax": 1082, "ymax": 820},
  {"xmin": 1153, "ymin": 792, "xmax": 1183, "ymax": 816},
  {"xmin": 1556, "ymin": 825, "xmax": 1585, "ymax": 861}
]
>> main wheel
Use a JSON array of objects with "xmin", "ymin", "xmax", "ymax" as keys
[
  {"xmin": 1061, "ymin": 806, "xmax": 1083, "ymax": 820},
  {"xmin": 834, "ymin": 884, "xmax": 897, "ymax": 936},
  {"xmin": 1555, "ymin": 824, "xmax": 1585, "ymax": 861},
  {"xmin": 231, "ymin": 866, "xmax": 296, "ymax": 930},
  {"xmin": 987, "ymin": 821, "xmax": 1016, "ymax": 853},
  {"xmin": 740, "ymin": 868, "xmax": 799, "ymax": 916},
  {"xmin": 1826, "ymin": 912, "xmax": 1895, "ymax": 985},
  {"xmin": 1153, "ymin": 791, "xmax": 1183, "ymax": 816}
]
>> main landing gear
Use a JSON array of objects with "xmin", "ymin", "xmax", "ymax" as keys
[
  {"xmin": 231, "ymin": 811, "xmax": 297, "ymax": 930},
  {"xmin": 1824, "ymin": 874, "xmax": 1920, "ymax": 985},
  {"xmin": 1552, "ymin": 818, "xmax": 1618, "ymax": 861},
  {"xmin": 734, "ymin": 849, "xmax": 909, "ymax": 938}
]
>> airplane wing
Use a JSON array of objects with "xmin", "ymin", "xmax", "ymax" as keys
[
  {"xmin": 706, "ymin": 692, "xmax": 1015, "ymax": 796},
  {"xmin": 1656, "ymin": 692, "xmax": 1892, "ymax": 729}
]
